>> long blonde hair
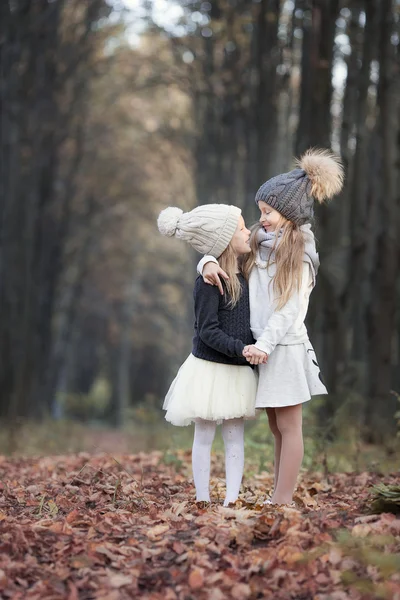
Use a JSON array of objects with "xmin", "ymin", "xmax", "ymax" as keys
[
  {"xmin": 218, "ymin": 244, "xmax": 245, "ymax": 308},
  {"xmin": 242, "ymin": 218, "xmax": 305, "ymax": 310},
  {"xmin": 241, "ymin": 148, "xmax": 344, "ymax": 310}
]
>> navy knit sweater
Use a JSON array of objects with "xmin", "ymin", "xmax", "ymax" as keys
[{"xmin": 192, "ymin": 274, "xmax": 255, "ymax": 366}]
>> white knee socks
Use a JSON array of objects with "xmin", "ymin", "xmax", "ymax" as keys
[{"xmin": 192, "ymin": 418, "xmax": 244, "ymax": 505}]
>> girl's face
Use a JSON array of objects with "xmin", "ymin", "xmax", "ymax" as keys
[
  {"xmin": 258, "ymin": 200, "xmax": 284, "ymax": 232},
  {"xmin": 231, "ymin": 216, "xmax": 251, "ymax": 256}
]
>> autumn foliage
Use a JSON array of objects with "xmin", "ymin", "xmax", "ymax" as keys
[{"xmin": 0, "ymin": 451, "xmax": 399, "ymax": 599}]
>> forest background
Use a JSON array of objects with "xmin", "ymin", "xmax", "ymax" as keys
[{"xmin": 1, "ymin": 0, "xmax": 399, "ymax": 470}]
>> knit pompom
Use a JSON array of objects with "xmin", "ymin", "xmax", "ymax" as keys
[
  {"xmin": 296, "ymin": 148, "xmax": 344, "ymax": 203},
  {"xmin": 157, "ymin": 207, "xmax": 184, "ymax": 237}
]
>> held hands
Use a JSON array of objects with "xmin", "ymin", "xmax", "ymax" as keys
[
  {"xmin": 203, "ymin": 262, "xmax": 229, "ymax": 295},
  {"xmin": 243, "ymin": 345, "xmax": 268, "ymax": 365}
]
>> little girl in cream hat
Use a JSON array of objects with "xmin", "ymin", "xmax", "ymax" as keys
[{"xmin": 158, "ymin": 203, "xmax": 265, "ymax": 506}]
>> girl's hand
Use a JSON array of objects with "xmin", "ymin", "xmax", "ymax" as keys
[
  {"xmin": 203, "ymin": 262, "xmax": 229, "ymax": 295},
  {"xmin": 243, "ymin": 345, "xmax": 268, "ymax": 365}
]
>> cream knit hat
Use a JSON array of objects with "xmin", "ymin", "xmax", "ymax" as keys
[{"xmin": 157, "ymin": 204, "xmax": 241, "ymax": 258}]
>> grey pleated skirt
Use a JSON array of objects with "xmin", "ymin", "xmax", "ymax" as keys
[{"xmin": 255, "ymin": 341, "xmax": 327, "ymax": 408}]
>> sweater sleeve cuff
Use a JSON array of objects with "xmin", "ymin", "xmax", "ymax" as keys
[
  {"xmin": 236, "ymin": 341, "xmax": 246, "ymax": 357},
  {"xmin": 197, "ymin": 255, "xmax": 219, "ymax": 275},
  {"xmin": 254, "ymin": 340, "xmax": 273, "ymax": 355}
]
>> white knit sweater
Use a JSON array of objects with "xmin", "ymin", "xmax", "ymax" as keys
[{"xmin": 197, "ymin": 255, "xmax": 313, "ymax": 356}]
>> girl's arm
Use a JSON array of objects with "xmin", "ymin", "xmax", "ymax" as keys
[
  {"xmin": 194, "ymin": 277, "xmax": 245, "ymax": 358},
  {"xmin": 254, "ymin": 263, "xmax": 312, "ymax": 356},
  {"xmin": 197, "ymin": 256, "xmax": 228, "ymax": 295}
]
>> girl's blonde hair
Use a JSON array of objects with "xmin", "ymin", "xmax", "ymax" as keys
[
  {"xmin": 218, "ymin": 243, "xmax": 245, "ymax": 308},
  {"xmin": 242, "ymin": 217, "xmax": 305, "ymax": 310}
]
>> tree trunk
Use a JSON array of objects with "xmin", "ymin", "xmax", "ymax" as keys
[{"xmin": 366, "ymin": 0, "xmax": 400, "ymax": 440}]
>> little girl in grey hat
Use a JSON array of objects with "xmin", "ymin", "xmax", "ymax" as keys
[
  {"xmin": 158, "ymin": 203, "xmax": 264, "ymax": 506},
  {"xmin": 197, "ymin": 149, "xmax": 344, "ymax": 507}
]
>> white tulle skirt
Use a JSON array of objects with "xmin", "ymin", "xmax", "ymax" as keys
[{"xmin": 163, "ymin": 354, "xmax": 258, "ymax": 426}]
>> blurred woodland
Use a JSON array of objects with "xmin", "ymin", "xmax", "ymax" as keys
[{"xmin": 0, "ymin": 0, "xmax": 399, "ymax": 446}]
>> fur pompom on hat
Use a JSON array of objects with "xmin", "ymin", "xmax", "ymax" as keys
[
  {"xmin": 255, "ymin": 148, "xmax": 344, "ymax": 225},
  {"xmin": 157, "ymin": 207, "xmax": 183, "ymax": 237},
  {"xmin": 157, "ymin": 204, "xmax": 241, "ymax": 258}
]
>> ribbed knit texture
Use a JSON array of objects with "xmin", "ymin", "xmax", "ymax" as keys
[
  {"xmin": 192, "ymin": 274, "xmax": 255, "ymax": 365},
  {"xmin": 255, "ymin": 168, "xmax": 314, "ymax": 225},
  {"xmin": 158, "ymin": 204, "xmax": 241, "ymax": 258}
]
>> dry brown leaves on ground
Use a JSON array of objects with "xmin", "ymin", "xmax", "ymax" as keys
[{"xmin": 0, "ymin": 451, "xmax": 399, "ymax": 600}]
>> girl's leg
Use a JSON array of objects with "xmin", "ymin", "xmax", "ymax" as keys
[
  {"xmin": 192, "ymin": 419, "xmax": 217, "ymax": 501},
  {"xmin": 266, "ymin": 408, "xmax": 282, "ymax": 494},
  {"xmin": 271, "ymin": 404, "xmax": 303, "ymax": 505},
  {"xmin": 221, "ymin": 418, "xmax": 245, "ymax": 506}
]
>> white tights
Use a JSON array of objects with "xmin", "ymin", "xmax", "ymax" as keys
[{"xmin": 192, "ymin": 418, "xmax": 244, "ymax": 506}]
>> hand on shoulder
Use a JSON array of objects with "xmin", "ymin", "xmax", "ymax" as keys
[{"xmin": 203, "ymin": 263, "xmax": 229, "ymax": 296}]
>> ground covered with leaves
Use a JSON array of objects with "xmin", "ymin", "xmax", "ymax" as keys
[{"xmin": 0, "ymin": 451, "xmax": 399, "ymax": 600}]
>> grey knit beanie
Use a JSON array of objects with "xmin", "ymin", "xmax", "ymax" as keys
[
  {"xmin": 157, "ymin": 204, "xmax": 241, "ymax": 258},
  {"xmin": 255, "ymin": 149, "xmax": 344, "ymax": 225}
]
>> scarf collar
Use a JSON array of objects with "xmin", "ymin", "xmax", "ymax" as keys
[{"xmin": 256, "ymin": 223, "xmax": 320, "ymax": 284}]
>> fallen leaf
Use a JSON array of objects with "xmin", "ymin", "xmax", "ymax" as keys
[
  {"xmin": 315, "ymin": 572, "xmax": 330, "ymax": 586},
  {"xmin": 188, "ymin": 569, "xmax": 204, "ymax": 590},
  {"xmin": 0, "ymin": 569, "xmax": 8, "ymax": 589},
  {"xmin": 231, "ymin": 583, "xmax": 252, "ymax": 599},
  {"xmin": 351, "ymin": 524, "xmax": 372, "ymax": 538},
  {"xmin": 70, "ymin": 554, "xmax": 94, "ymax": 569},
  {"xmin": 108, "ymin": 573, "xmax": 134, "ymax": 588},
  {"xmin": 146, "ymin": 523, "xmax": 170, "ymax": 540},
  {"xmin": 328, "ymin": 547, "xmax": 342, "ymax": 565},
  {"xmin": 172, "ymin": 541, "xmax": 186, "ymax": 555}
]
